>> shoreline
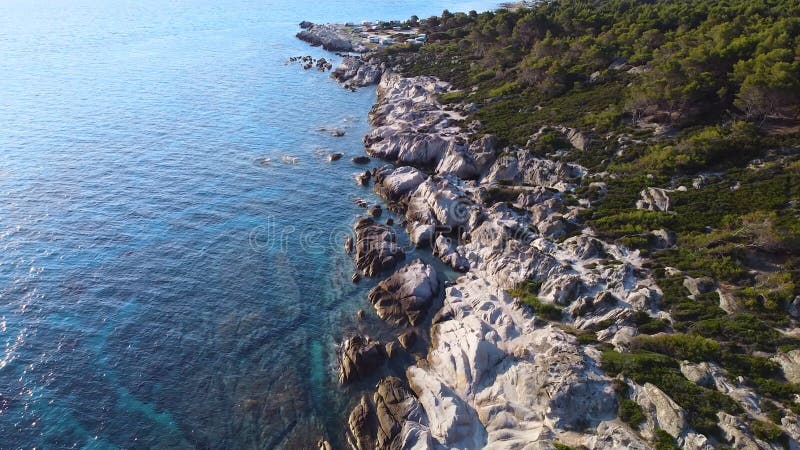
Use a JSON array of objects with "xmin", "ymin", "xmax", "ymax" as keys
[
  {"xmin": 297, "ymin": 10, "xmax": 800, "ymax": 449},
  {"xmin": 300, "ymin": 20, "xmax": 667, "ymax": 449}
]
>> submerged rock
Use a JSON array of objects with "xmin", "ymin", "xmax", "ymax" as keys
[
  {"xmin": 367, "ymin": 259, "xmax": 439, "ymax": 326},
  {"xmin": 355, "ymin": 170, "xmax": 371, "ymax": 186},
  {"xmin": 367, "ymin": 204, "xmax": 382, "ymax": 218}
]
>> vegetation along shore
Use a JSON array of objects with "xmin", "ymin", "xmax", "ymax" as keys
[{"xmin": 301, "ymin": 0, "xmax": 800, "ymax": 448}]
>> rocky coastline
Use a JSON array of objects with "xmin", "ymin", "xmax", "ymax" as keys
[{"xmin": 301, "ymin": 19, "xmax": 799, "ymax": 450}]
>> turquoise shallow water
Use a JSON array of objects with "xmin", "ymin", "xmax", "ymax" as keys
[{"xmin": 0, "ymin": 0, "xmax": 496, "ymax": 448}]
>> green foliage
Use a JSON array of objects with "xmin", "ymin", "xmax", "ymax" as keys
[
  {"xmin": 440, "ymin": 90, "xmax": 467, "ymax": 103},
  {"xmin": 653, "ymin": 429, "xmax": 680, "ymax": 450},
  {"xmin": 751, "ymin": 419, "xmax": 784, "ymax": 442},
  {"xmin": 631, "ymin": 311, "xmax": 671, "ymax": 334},
  {"xmin": 509, "ymin": 281, "xmax": 562, "ymax": 321},
  {"xmin": 593, "ymin": 210, "xmax": 675, "ymax": 236},
  {"xmin": 553, "ymin": 443, "xmax": 577, "ymax": 450},
  {"xmin": 601, "ymin": 350, "xmax": 740, "ymax": 435},
  {"xmin": 391, "ymin": 0, "xmax": 800, "ymax": 130},
  {"xmin": 619, "ymin": 399, "xmax": 646, "ymax": 426},
  {"xmin": 690, "ymin": 314, "xmax": 788, "ymax": 352},
  {"xmin": 633, "ymin": 334, "xmax": 721, "ymax": 362},
  {"xmin": 484, "ymin": 186, "xmax": 525, "ymax": 204}
]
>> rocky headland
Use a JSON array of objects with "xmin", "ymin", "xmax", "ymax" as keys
[{"xmin": 298, "ymin": 10, "xmax": 800, "ymax": 449}]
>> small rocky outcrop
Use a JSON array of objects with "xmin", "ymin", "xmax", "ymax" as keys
[
  {"xmin": 367, "ymin": 205, "xmax": 382, "ymax": 218},
  {"xmin": 328, "ymin": 152, "xmax": 343, "ymax": 161},
  {"xmin": 355, "ymin": 171, "xmax": 370, "ymax": 186},
  {"xmin": 346, "ymin": 377, "xmax": 431, "ymax": 450},
  {"xmin": 483, "ymin": 151, "xmax": 586, "ymax": 191},
  {"xmin": 352, "ymin": 155, "xmax": 370, "ymax": 164},
  {"xmin": 372, "ymin": 165, "xmax": 427, "ymax": 202},
  {"xmin": 774, "ymin": 350, "xmax": 800, "ymax": 384},
  {"xmin": 528, "ymin": 125, "xmax": 591, "ymax": 151},
  {"xmin": 407, "ymin": 221, "xmax": 435, "ymax": 247},
  {"xmin": 435, "ymin": 134, "xmax": 498, "ymax": 180},
  {"xmin": 631, "ymin": 382, "xmax": 687, "ymax": 439},
  {"xmin": 398, "ymin": 330, "xmax": 417, "ymax": 349},
  {"xmin": 367, "ymin": 259, "xmax": 439, "ymax": 326},
  {"xmin": 683, "ymin": 276, "xmax": 717, "ymax": 298},
  {"xmin": 636, "ymin": 187, "xmax": 672, "ymax": 211},
  {"xmin": 352, "ymin": 217, "xmax": 405, "ymax": 277},
  {"xmin": 717, "ymin": 412, "xmax": 774, "ymax": 449},
  {"xmin": 347, "ymin": 395, "xmax": 376, "ymax": 450},
  {"xmin": 296, "ymin": 23, "xmax": 361, "ymax": 52},
  {"xmin": 332, "ymin": 56, "xmax": 383, "ymax": 89},
  {"xmin": 339, "ymin": 335, "xmax": 386, "ymax": 384}
]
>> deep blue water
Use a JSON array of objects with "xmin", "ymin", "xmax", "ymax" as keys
[{"xmin": 0, "ymin": 0, "xmax": 496, "ymax": 448}]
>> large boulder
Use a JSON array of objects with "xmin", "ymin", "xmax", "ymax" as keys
[
  {"xmin": 483, "ymin": 151, "xmax": 585, "ymax": 191},
  {"xmin": 346, "ymin": 377, "xmax": 432, "ymax": 450},
  {"xmin": 435, "ymin": 135, "xmax": 497, "ymax": 180},
  {"xmin": 406, "ymin": 177, "xmax": 474, "ymax": 229},
  {"xmin": 352, "ymin": 217, "xmax": 405, "ymax": 277},
  {"xmin": 367, "ymin": 130, "xmax": 451, "ymax": 167},
  {"xmin": 368, "ymin": 259, "xmax": 439, "ymax": 326},
  {"xmin": 372, "ymin": 165, "xmax": 427, "ymax": 202},
  {"xmin": 408, "ymin": 221, "xmax": 436, "ymax": 248},
  {"xmin": 347, "ymin": 395, "xmax": 377, "ymax": 450},
  {"xmin": 773, "ymin": 349, "xmax": 800, "ymax": 384},
  {"xmin": 374, "ymin": 377, "xmax": 427, "ymax": 448},
  {"xmin": 403, "ymin": 277, "xmax": 617, "ymax": 448},
  {"xmin": 364, "ymin": 73, "xmax": 462, "ymax": 169},
  {"xmin": 631, "ymin": 382, "xmax": 687, "ymax": 439},
  {"xmin": 339, "ymin": 335, "xmax": 386, "ymax": 384},
  {"xmin": 332, "ymin": 56, "xmax": 383, "ymax": 88}
]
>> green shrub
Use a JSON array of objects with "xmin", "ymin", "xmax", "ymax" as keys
[
  {"xmin": 619, "ymin": 399, "xmax": 646, "ymax": 426},
  {"xmin": 751, "ymin": 419, "xmax": 784, "ymax": 442},
  {"xmin": 440, "ymin": 90, "xmax": 466, "ymax": 103},
  {"xmin": 631, "ymin": 311, "xmax": 670, "ymax": 334},
  {"xmin": 553, "ymin": 443, "xmax": 577, "ymax": 450},
  {"xmin": 601, "ymin": 350, "xmax": 740, "ymax": 435},
  {"xmin": 633, "ymin": 334, "xmax": 722, "ymax": 362},
  {"xmin": 690, "ymin": 314, "xmax": 785, "ymax": 352},
  {"xmin": 509, "ymin": 281, "xmax": 562, "ymax": 321},
  {"xmin": 653, "ymin": 429, "xmax": 679, "ymax": 450}
]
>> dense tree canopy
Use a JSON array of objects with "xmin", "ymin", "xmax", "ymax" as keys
[{"xmin": 401, "ymin": 0, "xmax": 800, "ymax": 125}]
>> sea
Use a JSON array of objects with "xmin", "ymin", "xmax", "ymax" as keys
[{"xmin": 0, "ymin": 0, "xmax": 498, "ymax": 448}]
